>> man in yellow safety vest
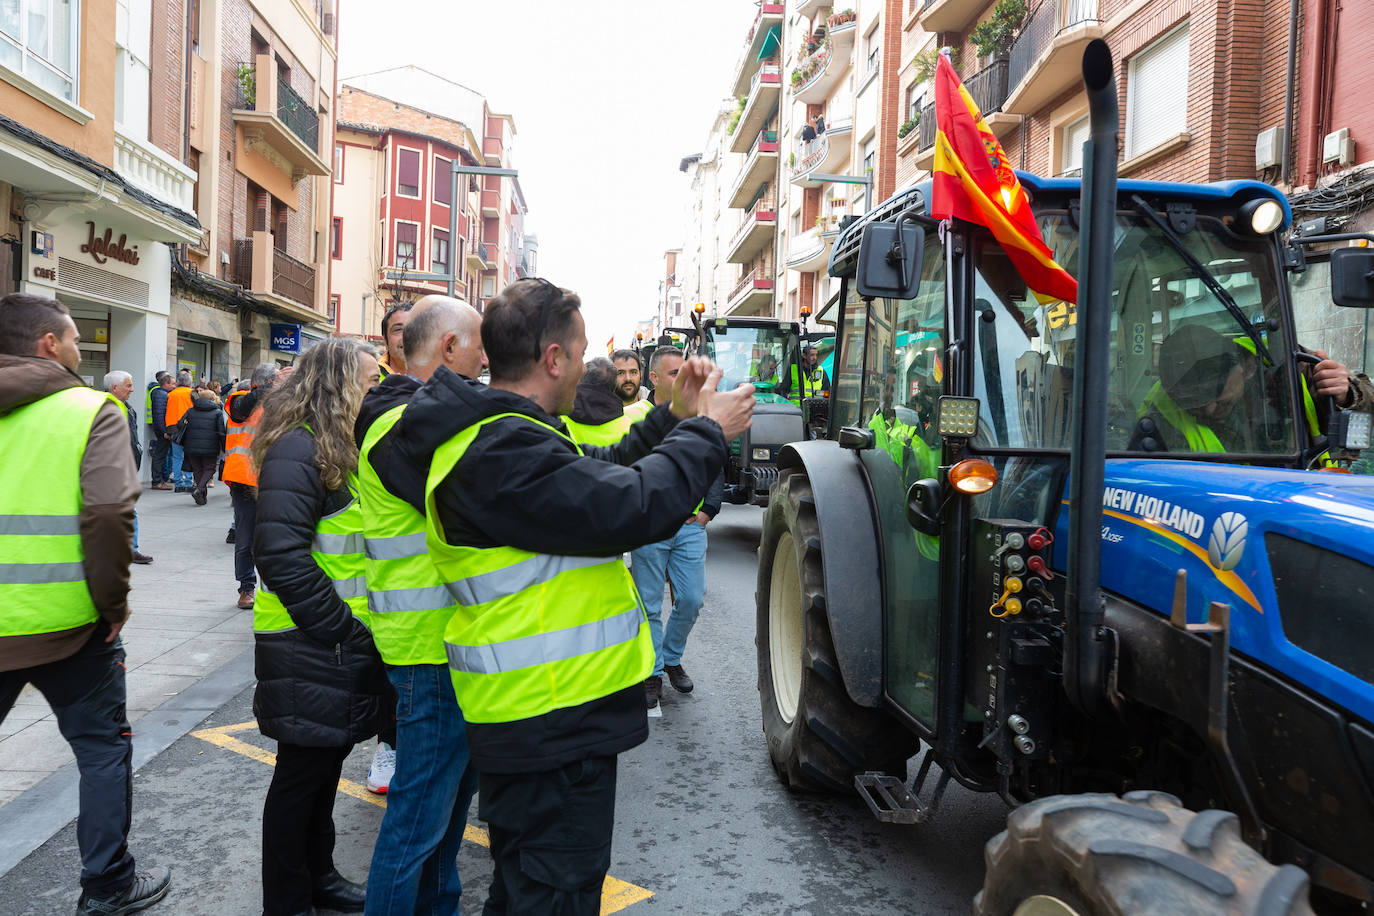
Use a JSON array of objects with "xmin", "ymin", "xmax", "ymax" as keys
[{"xmin": 0, "ymin": 292, "xmax": 172, "ymax": 915}]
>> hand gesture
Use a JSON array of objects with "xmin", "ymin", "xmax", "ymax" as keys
[
  {"xmin": 669, "ymin": 356, "xmax": 714, "ymax": 419},
  {"xmin": 1311, "ymin": 349, "xmax": 1354, "ymax": 406},
  {"xmin": 698, "ymin": 367, "xmax": 754, "ymax": 440}
]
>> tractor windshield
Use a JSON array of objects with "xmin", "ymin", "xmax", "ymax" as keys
[
  {"xmin": 969, "ymin": 211, "xmax": 1300, "ymax": 459},
  {"xmin": 704, "ymin": 323, "xmax": 797, "ymax": 404}
]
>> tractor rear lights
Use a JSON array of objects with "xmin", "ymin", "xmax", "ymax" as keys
[
  {"xmin": 936, "ymin": 396, "xmax": 980, "ymax": 439},
  {"xmin": 949, "ymin": 459, "xmax": 998, "ymax": 494}
]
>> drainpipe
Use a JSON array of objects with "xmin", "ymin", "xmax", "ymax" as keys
[
  {"xmin": 1280, "ymin": 0, "xmax": 1297, "ymax": 184},
  {"xmin": 1298, "ymin": 0, "xmax": 1330, "ymax": 188}
]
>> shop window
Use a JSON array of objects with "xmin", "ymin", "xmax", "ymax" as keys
[{"xmin": 0, "ymin": 0, "xmax": 79, "ymax": 102}]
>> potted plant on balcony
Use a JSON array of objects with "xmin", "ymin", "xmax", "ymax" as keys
[
  {"xmin": 971, "ymin": 0, "xmax": 1026, "ymax": 61},
  {"xmin": 828, "ymin": 9, "xmax": 856, "ymax": 28},
  {"xmin": 897, "ymin": 115, "xmax": 919, "ymax": 140},
  {"xmin": 236, "ymin": 62, "xmax": 257, "ymax": 109},
  {"xmin": 727, "ymin": 96, "xmax": 745, "ymax": 136}
]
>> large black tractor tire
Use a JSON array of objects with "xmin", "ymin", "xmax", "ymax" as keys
[
  {"xmin": 755, "ymin": 468, "xmax": 919, "ymax": 793},
  {"xmin": 974, "ymin": 791, "xmax": 1314, "ymax": 916}
]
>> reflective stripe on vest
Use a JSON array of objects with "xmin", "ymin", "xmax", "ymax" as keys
[
  {"xmin": 561, "ymin": 399, "xmax": 653, "ymax": 447},
  {"xmin": 254, "ymin": 473, "xmax": 368, "ymax": 633},
  {"xmin": 429, "ymin": 412, "xmax": 653, "ymax": 724},
  {"xmin": 0, "ymin": 387, "xmax": 117, "ymax": 636},
  {"xmin": 357, "ymin": 404, "xmax": 460, "ymax": 664},
  {"xmin": 222, "ymin": 396, "xmax": 261, "ymax": 486}
]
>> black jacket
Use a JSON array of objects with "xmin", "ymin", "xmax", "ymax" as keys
[
  {"xmin": 568, "ymin": 382, "xmax": 624, "ymax": 425},
  {"xmin": 389, "ymin": 366, "xmax": 727, "ymax": 772},
  {"xmin": 149, "ymin": 385, "xmax": 170, "ymax": 436},
  {"xmin": 181, "ymin": 397, "xmax": 226, "ymax": 457},
  {"xmin": 229, "ymin": 385, "xmax": 262, "ymax": 424},
  {"xmin": 252, "ymin": 427, "xmax": 388, "ymax": 748}
]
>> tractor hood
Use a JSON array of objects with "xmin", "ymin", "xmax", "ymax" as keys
[{"xmin": 1049, "ymin": 459, "xmax": 1374, "ymax": 724}]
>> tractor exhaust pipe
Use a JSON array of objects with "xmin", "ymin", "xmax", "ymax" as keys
[{"xmin": 1064, "ymin": 39, "xmax": 1117, "ymax": 718}]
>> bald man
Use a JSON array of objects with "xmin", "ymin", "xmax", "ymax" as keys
[{"xmin": 353, "ymin": 295, "xmax": 487, "ymax": 914}]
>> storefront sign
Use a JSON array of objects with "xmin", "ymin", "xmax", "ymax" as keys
[
  {"xmin": 32, "ymin": 266, "xmax": 56, "ymax": 280},
  {"xmin": 81, "ymin": 222, "xmax": 141, "ymax": 266},
  {"xmin": 270, "ymin": 323, "xmax": 302, "ymax": 353}
]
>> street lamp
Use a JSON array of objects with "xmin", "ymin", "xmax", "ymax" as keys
[{"xmin": 385, "ymin": 161, "xmax": 520, "ymax": 298}]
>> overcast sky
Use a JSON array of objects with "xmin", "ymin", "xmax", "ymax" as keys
[{"xmin": 338, "ymin": 0, "xmax": 758, "ymax": 352}]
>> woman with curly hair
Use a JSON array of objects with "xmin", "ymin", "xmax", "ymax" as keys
[{"xmin": 250, "ymin": 338, "xmax": 385, "ymax": 916}]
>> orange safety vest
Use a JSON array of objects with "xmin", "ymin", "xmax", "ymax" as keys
[
  {"xmin": 222, "ymin": 392, "xmax": 262, "ymax": 487},
  {"xmin": 164, "ymin": 386, "xmax": 193, "ymax": 427}
]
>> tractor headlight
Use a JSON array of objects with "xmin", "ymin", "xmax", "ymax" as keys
[
  {"xmin": 1240, "ymin": 198, "xmax": 1284, "ymax": 235},
  {"xmin": 752, "ymin": 447, "xmax": 772, "ymax": 461}
]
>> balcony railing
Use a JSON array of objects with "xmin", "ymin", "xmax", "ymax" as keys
[
  {"xmin": 276, "ymin": 78, "xmax": 319, "ymax": 153},
  {"xmin": 273, "ymin": 248, "xmax": 317, "ymax": 307},
  {"xmin": 966, "ymin": 57, "xmax": 1010, "ymax": 117},
  {"xmin": 729, "ymin": 269, "xmax": 774, "ymax": 304},
  {"xmin": 749, "ymin": 129, "xmax": 779, "ymax": 158},
  {"xmin": 231, "ymin": 238, "xmax": 254, "ymax": 290},
  {"xmin": 1008, "ymin": 0, "xmax": 1101, "ymax": 97},
  {"xmin": 917, "ymin": 100, "xmax": 936, "ymax": 152},
  {"xmin": 729, "ymin": 197, "xmax": 777, "ymax": 253}
]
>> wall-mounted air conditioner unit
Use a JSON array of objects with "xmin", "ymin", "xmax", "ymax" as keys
[
  {"xmin": 1255, "ymin": 126, "xmax": 1283, "ymax": 170},
  {"xmin": 1323, "ymin": 127, "xmax": 1354, "ymax": 166}
]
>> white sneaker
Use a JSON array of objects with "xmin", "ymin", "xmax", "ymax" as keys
[{"xmin": 366, "ymin": 742, "xmax": 396, "ymax": 794}]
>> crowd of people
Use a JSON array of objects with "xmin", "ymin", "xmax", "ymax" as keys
[{"xmin": 0, "ymin": 284, "xmax": 754, "ymax": 916}]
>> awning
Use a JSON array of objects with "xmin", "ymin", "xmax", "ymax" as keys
[{"xmin": 757, "ymin": 25, "xmax": 780, "ymax": 61}]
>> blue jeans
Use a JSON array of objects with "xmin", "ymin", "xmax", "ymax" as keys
[
  {"xmin": 132, "ymin": 509, "xmax": 139, "ymax": 551},
  {"xmin": 169, "ymin": 442, "xmax": 191, "ymax": 486},
  {"xmin": 364, "ymin": 664, "xmax": 478, "ymax": 916},
  {"xmin": 630, "ymin": 521, "xmax": 707, "ymax": 676}
]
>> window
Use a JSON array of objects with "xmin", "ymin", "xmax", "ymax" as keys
[
  {"xmin": 394, "ymin": 222, "xmax": 417, "ymax": 269},
  {"xmin": 333, "ymin": 144, "xmax": 344, "ymax": 183},
  {"xmin": 433, "ymin": 157, "xmax": 451, "ymax": 206},
  {"xmin": 0, "ymin": 0, "xmax": 79, "ymax": 102},
  {"xmin": 432, "ymin": 229, "xmax": 450, "ymax": 275},
  {"xmin": 396, "ymin": 148, "xmax": 421, "ymax": 197},
  {"xmin": 864, "ymin": 26, "xmax": 880, "ymax": 77},
  {"xmin": 1059, "ymin": 115, "xmax": 1089, "ymax": 176},
  {"xmin": 481, "ymin": 275, "xmax": 495, "ymax": 299},
  {"xmin": 906, "ymin": 85, "xmax": 923, "ymax": 123},
  {"xmin": 330, "ymin": 217, "xmax": 342, "ymax": 260},
  {"xmin": 327, "ymin": 295, "xmax": 338, "ymax": 322},
  {"xmin": 456, "ymin": 237, "xmax": 464, "ymax": 283},
  {"xmin": 1125, "ymin": 22, "xmax": 1190, "ymax": 159},
  {"xmin": 115, "ymin": 0, "xmax": 151, "ymax": 137}
]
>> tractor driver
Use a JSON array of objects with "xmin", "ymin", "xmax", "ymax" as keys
[{"xmin": 1132, "ymin": 323, "xmax": 1371, "ymax": 454}]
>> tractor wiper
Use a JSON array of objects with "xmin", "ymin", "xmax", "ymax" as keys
[{"xmin": 1130, "ymin": 195, "xmax": 1274, "ymax": 366}]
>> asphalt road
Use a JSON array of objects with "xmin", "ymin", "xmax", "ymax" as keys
[{"xmin": 0, "ymin": 504, "xmax": 1009, "ymax": 915}]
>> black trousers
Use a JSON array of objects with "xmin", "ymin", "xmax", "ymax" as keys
[
  {"xmin": 0, "ymin": 625, "xmax": 136, "ymax": 896},
  {"xmin": 262, "ymin": 741, "xmax": 351, "ymax": 916},
  {"xmin": 189, "ymin": 455, "xmax": 218, "ymax": 496},
  {"xmin": 148, "ymin": 435, "xmax": 170, "ymax": 484},
  {"xmin": 230, "ymin": 482, "xmax": 257, "ymax": 591},
  {"xmin": 479, "ymin": 755, "xmax": 618, "ymax": 916}
]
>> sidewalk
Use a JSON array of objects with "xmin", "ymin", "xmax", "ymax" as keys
[{"xmin": 0, "ymin": 479, "xmax": 254, "ymax": 808}]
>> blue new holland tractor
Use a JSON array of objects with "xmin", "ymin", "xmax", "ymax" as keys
[{"xmin": 755, "ymin": 41, "xmax": 1374, "ymax": 913}]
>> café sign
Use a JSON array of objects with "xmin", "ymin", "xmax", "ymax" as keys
[{"xmin": 81, "ymin": 221, "xmax": 141, "ymax": 266}]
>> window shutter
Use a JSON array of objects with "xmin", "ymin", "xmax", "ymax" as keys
[
  {"xmin": 434, "ymin": 158, "xmax": 451, "ymax": 205},
  {"xmin": 398, "ymin": 149, "xmax": 420, "ymax": 193},
  {"xmin": 1126, "ymin": 23, "xmax": 1190, "ymax": 158},
  {"xmin": 397, "ymin": 222, "xmax": 417, "ymax": 245}
]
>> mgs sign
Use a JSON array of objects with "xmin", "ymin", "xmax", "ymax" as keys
[{"xmin": 81, "ymin": 222, "xmax": 140, "ymax": 266}]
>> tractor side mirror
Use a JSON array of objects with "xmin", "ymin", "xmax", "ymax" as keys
[
  {"xmin": 1331, "ymin": 247, "xmax": 1374, "ymax": 307},
  {"xmin": 905, "ymin": 479, "xmax": 943, "ymax": 536},
  {"xmin": 856, "ymin": 210, "xmax": 924, "ymax": 300}
]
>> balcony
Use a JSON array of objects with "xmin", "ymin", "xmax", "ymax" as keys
[
  {"xmin": 726, "ymin": 269, "xmax": 774, "ymax": 316},
  {"xmin": 913, "ymin": 58, "xmax": 1017, "ymax": 170},
  {"xmin": 729, "ymin": 64, "xmax": 782, "ymax": 154},
  {"xmin": 231, "ymin": 233, "xmax": 322, "ymax": 321},
  {"xmin": 728, "ymin": 129, "xmax": 780, "ymax": 209},
  {"xmin": 483, "ymin": 136, "xmax": 503, "ymax": 166},
  {"xmin": 231, "ymin": 55, "xmax": 330, "ymax": 181},
  {"xmin": 114, "ymin": 129, "xmax": 197, "ymax": 212},
  {"xmin": 796, "ymin": 0, "xmax": 832, "ymax": 20},
  {"xmin": 919, "ymin": 0, "xmax": 985, "ymax": 33},
  {"xmin": 793, "ymin": 19, "xmax": 856, "ymax": 105},
  {"xmin": 1005, "ymin": 0, "xmax": 1104, "ymax": 116},
  {"xmin": 480, "ymin": 243, "xmax": 497, "ymax": 269},
  {"xmin": 730, "ymin": 3, "xmax": 787, "ymax": 97},
  {"xmin": 787, "ymin": 226, "xmax": 832, "ymax": 273},
  {"xmin": 725, "ymin": 197, "xmax": 777, "ymax": 264},
  {"xmin": 465, "ymin": 242, "xmax": 485, "ymax": 271},
  {"xmin": 482, "ymin": 189, "xmax": 500, "ymax": 218},
  {"xmin": 791, "ymin": 120, "xmax": 852, "ymax": 185}
]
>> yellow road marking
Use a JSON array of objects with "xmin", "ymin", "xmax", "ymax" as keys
[{"xmin": 189, "ymin": 721, "xmax": 653, "ymax": 914}]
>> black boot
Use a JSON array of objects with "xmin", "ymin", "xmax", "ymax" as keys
[{"xmin": 312, "ymin": 871, "xmax": 365, "ymax": 913}]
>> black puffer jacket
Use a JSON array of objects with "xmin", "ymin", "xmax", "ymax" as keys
[
  {"xmin": 181, "ymin": 396, "xmax": 226, "ymax": 457},
  {"xmin": 252, "ymin": 427, "xmax": 388, "ymax": 747}
]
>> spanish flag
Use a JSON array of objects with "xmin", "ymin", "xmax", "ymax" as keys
[
  {"xmin": 931, "ymin": 53, "xmax": 1078, "ymax": 305},
  {"xmin": 606, "ymin": 337, "xmax": 615, "ymax": 355}
]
